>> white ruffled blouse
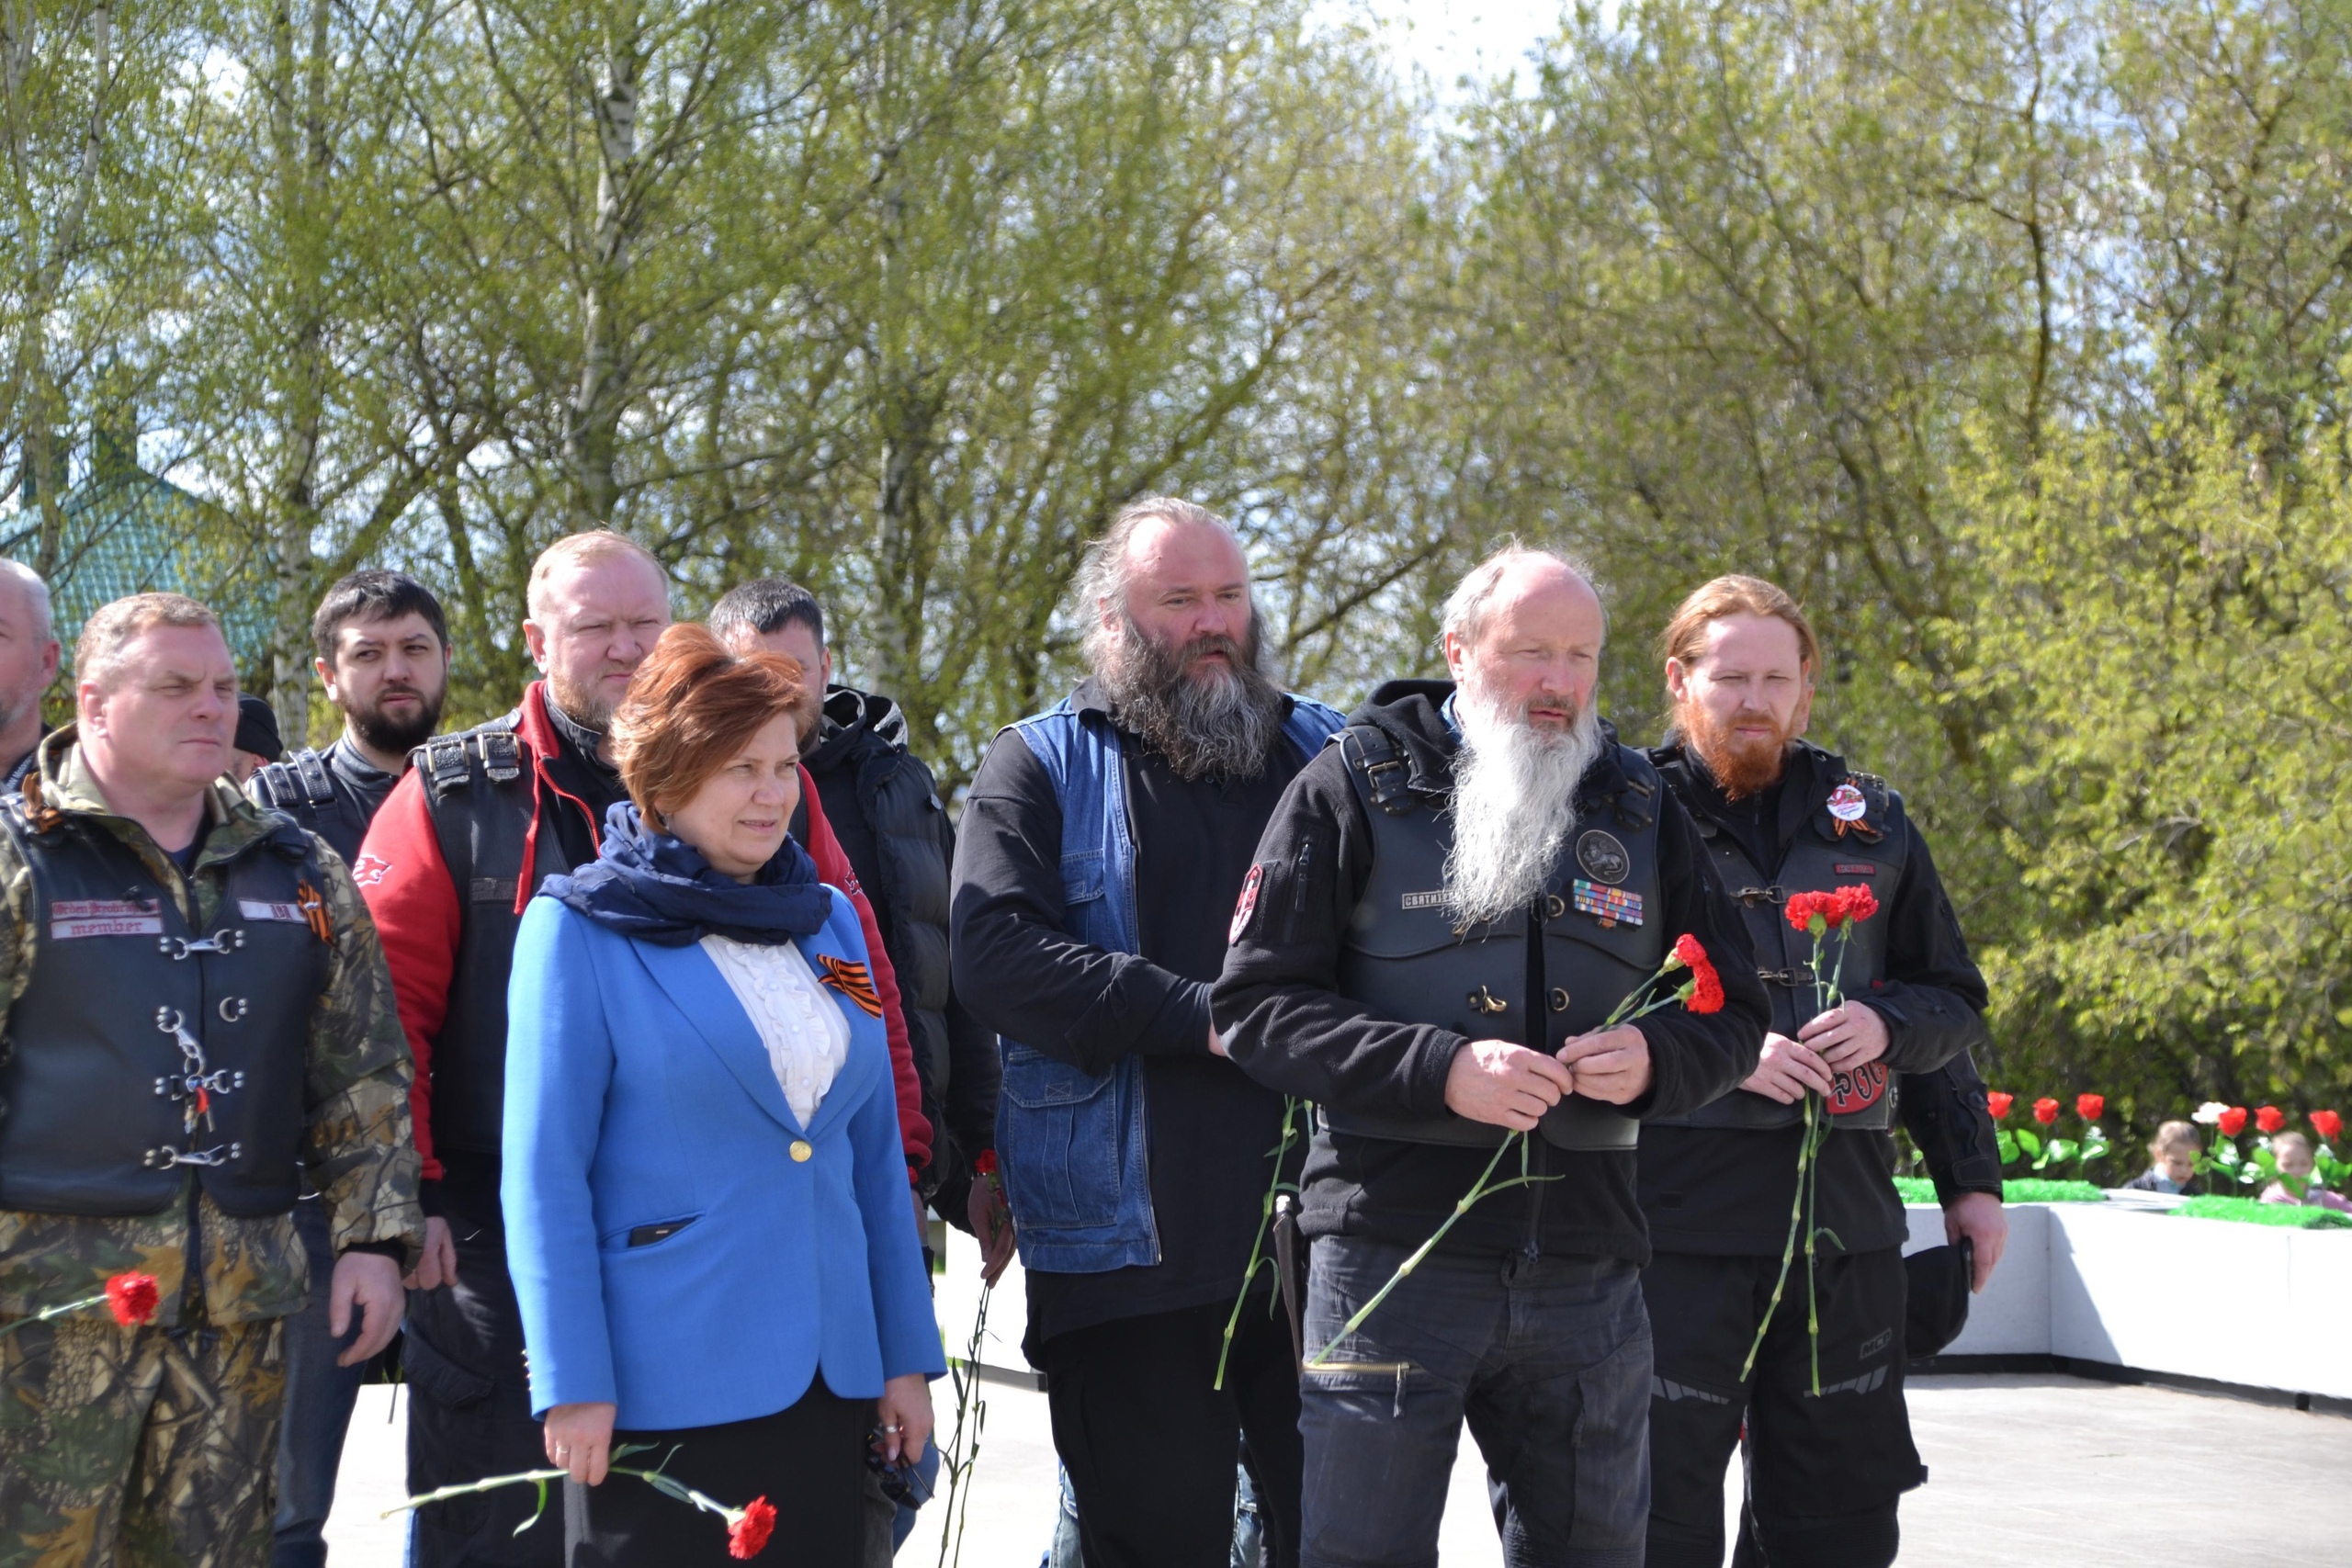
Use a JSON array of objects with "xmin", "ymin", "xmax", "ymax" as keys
[{"xmin": 698, "ymin": 933, "xmax": 852, "ymax": 1127}]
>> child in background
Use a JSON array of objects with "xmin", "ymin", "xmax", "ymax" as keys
[
  {"xmin": 2259, "ymin": 1131, "xmax": 2352, "ymax": 1212},
  {"xmin": 2123, "ymin": 1121, "xmax": 2201, "ymax": 1194}
]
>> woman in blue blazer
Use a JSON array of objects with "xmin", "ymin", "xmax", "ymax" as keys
[{"xmin": 503, "ymin": 626, "xmax": 944, "ymax": 1566}]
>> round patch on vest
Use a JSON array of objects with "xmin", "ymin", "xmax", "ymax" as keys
[
  {"xmin": 1229, "ymin": 863, "xmax": 1265, "ymax": 945},
  {"xmin": 1827, "ymin": 784, "xmax": 1868, "ymax": 822},
  {"xmin": 1576, "ymin": 829, "xmax": 1632, "ymax": 885},
  {"xmin": 1828, "ymin": 1061, "xmax": 1889, "ymax": 1115}
]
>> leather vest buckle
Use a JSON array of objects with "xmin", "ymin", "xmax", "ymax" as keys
[
  {"xmin": 1736, "ymin": 886, "xmax": 1786, "ymax": 906},
  {"xmin": 142, "ymin": 1142, "xmax": 243, "ymax": 1170},
  {"xmin": 1467, "ymin": 985, "xmax": 1509, "ymax": 1016},
  {"xmin": 480, "ymin": 732, "xmax": 523, "ymax": 783},
  {"xmin": 159, "ymin": 929, "xmax": 243, "ymax": 960}
]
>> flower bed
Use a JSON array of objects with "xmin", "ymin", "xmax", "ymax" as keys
[{"xmin": 2172, "ymin": 1194, "xmax": 2352, "ymax": 1230}]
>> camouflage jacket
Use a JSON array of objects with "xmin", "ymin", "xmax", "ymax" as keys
[{"xmin": 0, "ymin": 728, "xmax": 424, "ymax": 1325}]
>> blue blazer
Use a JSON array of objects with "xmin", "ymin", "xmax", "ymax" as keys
[{"xmin": 502, "ymin": 888, "xmax": 945, "ymax": 1429}]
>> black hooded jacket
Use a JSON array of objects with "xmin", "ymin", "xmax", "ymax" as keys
[
  {"xmin": 795, "ymin": 685, "xmax": 999, "ymax": 1226},
  {"xmin": 1213, "ymin": 681, "xmax": 1769, "ymax": 1265}
]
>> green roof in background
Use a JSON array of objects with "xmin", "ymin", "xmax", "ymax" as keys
[{"xmin": 3, "ymin": 461, "xmax": 272, "ymax": 674}]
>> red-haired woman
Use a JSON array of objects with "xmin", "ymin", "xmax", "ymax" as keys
[{"xmin": 501, "ymin": 624, "xmax": 942, "ymax": 1566}]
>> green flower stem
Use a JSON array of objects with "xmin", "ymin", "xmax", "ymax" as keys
[
  {"xmin": 1743, "ymin": 1093, "xmax": 1816, "ymax": 1381},
  {"xmin": 0, "ymin": 1291, "xmax": 115, "ymax": 1340},
  {"xmin": 1305, "ymin": 1134, "xmax": 1538, "ymax": 1369},
  {"xmin": 1216, "ymin": 1096, "xmax": 1303, "ymax": 1390},
  {"xmin": 936, "ymin": 1281, "xmax": 994, "ymax": 1568},
  {"xmin": 383, "ymin": 1453, "xmax": 742, "ymax": 1532}
]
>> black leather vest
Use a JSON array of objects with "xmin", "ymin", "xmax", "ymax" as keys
[
  {"xmin": 250, "ymin": 744, "xmax": 386, "ymax": 866},
  {"xmin": 1326, "ymin": 725, "xmax": 1660, "ymax": 1152},
  {"xmin": 413, "ymin": 722, "xmax": 585, "ymax": 1163},
  {"xmin": 0, "ymin": 800, "xmax": 328, "ymax": 1215},
  {"xmin": 1652, "ymin": 755, "xmax": 1907, "ymax": 1132}
]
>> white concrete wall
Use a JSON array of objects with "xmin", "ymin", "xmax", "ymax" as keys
[{"xmin": 1903, "ymin": 1202, "xmax": 2352, "ymax": 1398}]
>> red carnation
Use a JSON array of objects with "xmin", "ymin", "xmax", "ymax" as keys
[
  {"xmin": 105, "ymin": 1272, "xmax": 160, "ymax": 1327},
  {"xmin": 729, "ymin": 1496, "xmax": 776, "ymax": 1559},
  {"xmin": 2032, "ymin": 1097, "xmax": 2059, "ymax": 1125},
  {"xmin": 973, "ymin": 1150, "xmax": 998, "ymax": 1179},
  {"xmin": 2314, "ymin": 1110, "xmax": 2344, "ymax": 1142},
  {"xmin": 1672, "ymin": 932, "xmax": 1707, "ymax": 970},
  {"xmin": 1834, "ymin": 884, "xmax": 1880, "ymax": 926},
  {"xmin": 1986, "ymin": 1091, "xmax": 2013, "ymax": 1121},
  {"xmin": 2256, "ymin": 1105, "xmax": 2286, "ymax": 1134},
  {"xmin": 1688, "ymin": 965, "xmax": 1726, "ymax": 1015},
  {"xmin": 2075, "ymin": 1093, "xmax": 2104, "ymax": 1122},
  {"xmin": 1784, "ymin": 891, "xmax": 1834, "ymax": 931},
  {"xmin": 2217, "ymin": 1106, "xmax": 2248, "ymax": 1136}
]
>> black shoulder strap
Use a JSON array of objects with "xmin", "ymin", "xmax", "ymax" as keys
[
  {"xmin": 1611, "ymin": 746, "xmax": 1658, "ymax": 831},
  {"xmin": 1339, "ymin": 724, "xmax": 1415, "ymax": 817}
]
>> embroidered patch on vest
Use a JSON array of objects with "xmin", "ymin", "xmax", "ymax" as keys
[
  {"xmin": 815, "ymin": 955, "xmax": 885, "ymax": 1018},
  {"xmin": 1229, "ymin": 864, "xmax": 1264, "ymax": 944},
  {"xmin": 1835, "ymin": 863, "xmax": 1878, "ymax": 875},
  {"xmin": 1575, "ymin": 829, "xmax": 1631, "ymax": 885},
  {"xmin": 50, "ymin": 897, "xmax": 163, "ymax": 940},
  {"xmin": 1571, "ymin": 879, "xmax": 1644, "ymax": 928},
  {"xmin": 1400, "ymin": 889, "xmax": 1449, "ymax": 910},
  {"xmin": 239, "ymin": 899, "xmax": 310, "ymax": 923},
  {"xmin": 1828, "ymin": 1061, "xmax": 1889, "ymax": 1114}
]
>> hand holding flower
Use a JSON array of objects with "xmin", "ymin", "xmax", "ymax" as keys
[
  {"xmin": 543, "ymin": 1402, "xmax": 616, "ymax": 1486},
  {"xmin": 1742, "ymin": 1032, "xmax": 1838, "ymax": 1104},
  {"xmin": 1444, "ymin": 1039, "xmax": 1573, "ymax": 1131},
  {"xmin": 1794, "ymin": 1000, "xmax": 1889, "ymax": 1072},
  {"xmin": 1555, "ymin": 1024, "xmax": 1653, "ymax": 1104}
]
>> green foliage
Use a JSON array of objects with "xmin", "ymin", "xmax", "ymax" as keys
[{"xmin": 2173, "ymin": 1195, "xmax": 2352, "ymax": 1229}]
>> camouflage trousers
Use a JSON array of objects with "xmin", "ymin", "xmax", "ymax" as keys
[{"xmin": 0, "ymin": 1314, "xmax": 285, "ymax": 1568}]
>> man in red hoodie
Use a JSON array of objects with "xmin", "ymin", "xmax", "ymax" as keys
[{"xmin": 356, "ymin": 530, "xmax": 931, "ymax": 1567}]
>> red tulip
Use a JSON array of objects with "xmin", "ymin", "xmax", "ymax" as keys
[
  {"xmin": 2032, "ymin": 1098, "xmax": 2059, "ymax": 1125},
  {"xmin": 105, "ymin": 1271, "xmax": 160, "ymax": 1327},
  {"xmin": 2256, "ymin": 1105, "xmax": 2286, "ymax": 1134},
  {"xmin": 729, "ymin": 1496, "xmax": 776, "ymax": 1559},
  {"xmin": 2075, "ymin": 1093, "xmax": 2104, "ymax": 1122},
  {"xmin": 2217, "ymin": 1106, "xmax": 2249, "ymax": 1136},
  {"xmin": 2313, "ymin": 1110, "xmax": 2344, "ymax": 1142},
  {"xmin": 1986, "ymin": 1091, "xmax": 2013, "ymax": 1121}
]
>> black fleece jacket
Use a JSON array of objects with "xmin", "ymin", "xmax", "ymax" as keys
[
  {"xmin": 1212, "ymin": 681, "xmax": 1769, "ymax": 1265},
  {"xmin": 1640, "ymin": 739, "xmax": 2000, "ymax": 1256}
]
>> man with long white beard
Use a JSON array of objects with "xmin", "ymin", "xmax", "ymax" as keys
[
  {"xmin": 1637, "ymin": 575, "xmax": 2003, "ymax": 1568},
  {"xmin": 951, "ymin": 498, "xmax": 1345, "ymax": 1568},
  {"xmin": 1214, "ymin": 545, "xmax": 1766, "ymax": 1568}
]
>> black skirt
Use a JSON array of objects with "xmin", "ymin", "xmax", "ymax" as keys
[{"xmin": 562, "ymin": 1378, "xmax": 868, "ymax": 1568}]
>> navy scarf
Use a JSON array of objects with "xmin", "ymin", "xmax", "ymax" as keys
[{"xmin": 543, "ymin": 801, "xmax": 832, "ymax": 946}]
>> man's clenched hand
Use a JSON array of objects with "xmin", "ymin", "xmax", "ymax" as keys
[{"xmin": 1444, "ymin": 1039, "xmax": 1574, "ymax": 1131}]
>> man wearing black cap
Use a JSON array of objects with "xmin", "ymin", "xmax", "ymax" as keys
[{"xmin": 232, "ymin": 694, "xmax": 286, "ymax": 785}]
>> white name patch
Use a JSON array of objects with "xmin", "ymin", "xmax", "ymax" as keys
[
  {"xmin": 239, "ymin": 899, "xmax": 311, "ymax": 923},
  {"xmin": 51, "ymin": 897, "xmax": 164, "ymax": 940}
]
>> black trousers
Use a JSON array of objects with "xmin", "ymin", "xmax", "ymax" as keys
[
  {"xmin": 405, "ymin": 1183, "xmax": 564, "ymax": 1568},
  {"xmin": 1038, "ymin": 1298, "xmax": 1302, "ymax": 1568},
  {"xmin": 1641, "ymin": 1248, "xmax": 1920, "ymax": 1568},
  {"xmin": 562, "ymin": 1380, "xmax": 868, "ymax": 1568}
]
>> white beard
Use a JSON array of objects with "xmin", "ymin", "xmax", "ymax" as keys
[{"xmin": 1442, "ymin": 684, "xmax": 1606, "ymax": 929}]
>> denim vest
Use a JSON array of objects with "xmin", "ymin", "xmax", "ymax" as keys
[{"xmin": 994, "ymin": 694, "xmax": 1347, "ymax": 1273}]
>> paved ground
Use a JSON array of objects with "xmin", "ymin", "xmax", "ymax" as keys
[{"xmin": 322, "ymin": 1370, "xmax": 2352, "ymax": 1565}]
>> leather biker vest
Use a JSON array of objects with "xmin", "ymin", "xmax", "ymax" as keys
[
  {"xmin": 0, "ymin": 800, "xmax": 328, "ymax": 1216},
  {"xmin": 1652, "ymin": 756, "xmax": 1907, "ymax": 1132},
  {"xmin": 1326, "ymin": 724, "xmax": 1660, "ymax": 1152}
]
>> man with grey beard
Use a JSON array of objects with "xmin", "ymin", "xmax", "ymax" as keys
[
  {"xmin": 951, "ymin": 498, "xmax": 1345, "ymax": 1568},
  {"xmin": 1214, "ymin": 544, "xmax": 1767, "ymax": 1568}
]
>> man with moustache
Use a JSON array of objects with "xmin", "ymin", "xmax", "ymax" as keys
[
  {"xmin": 358, "ymin": 534, "xmax": 933, "ymax": 1567},
  {"xmin": 1639, "ymin": 575, "xmax": 2003, "ymax": 1568},
  {"xmin": 0, "ymin": 558, "xmax": 61, "ymax": 792},
  {"xmin": 1214, "ymin": 545, "xmax": 1767, "ymax": 1568},
  {"xmin": 247, "ymin": 570, "xmax": 450, "ymax": 1568},
  {"xmin": 951, "ymin": 498, "xmax": 1345, "ymax": 1568}
]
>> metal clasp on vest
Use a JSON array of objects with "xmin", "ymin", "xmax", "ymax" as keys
[
  {"xmin": 218, "ymin": 998, "xmax": 248, "ymax": 1023},
  {"xmin": 142, "ymin": 1142, "xmax": 243, "ymax": 1170},
  {"xmin": 153, "ymin": 1009, "xmax": 240, "ymax": 1132},
  {"xmin": 1736, "ymin": 886, "xmax": 1787, "ymax": 906},
  {"xmin": 1758, "ymin": 966, "xmax": 1814, "ymax": 987},
  {"xmin": 1467, "ymin": 985, "xmax": 1508, "ymax": 1016},
  {"xmin": 158, "ymin": 929, "xmax": 243, "ymax": 960}
]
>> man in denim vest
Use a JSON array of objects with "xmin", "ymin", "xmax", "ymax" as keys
[{"xmin": 952, "ymin": 498, "xmax": 1344, "ymax": 1568}]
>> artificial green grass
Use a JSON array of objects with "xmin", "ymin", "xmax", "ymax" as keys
[
  {"xmin": 1893, "ymin": 1176, "xmax": 2106, "ymax": 1204},
  {"xmin": 2172, "ymin": 1194, "xmax": 2352, "ymax": 1229}
]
